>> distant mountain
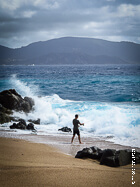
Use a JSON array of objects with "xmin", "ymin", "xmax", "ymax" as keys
[{"xmin": 0, "ymin": 37, "xmax": 140, "ymax": 65}]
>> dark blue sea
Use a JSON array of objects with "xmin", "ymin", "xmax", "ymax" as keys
[{"xmin": 0, "ymin": 64, "xmax": 140, "ymax": 147}]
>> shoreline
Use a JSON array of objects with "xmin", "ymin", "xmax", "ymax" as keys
[
  {"xmin": 0, "ymin": 136, "xmax": 140, "ymax": 187},
  {"xmin": 0, "ymin": 130, "xmax": 140, "ymax": 157}
]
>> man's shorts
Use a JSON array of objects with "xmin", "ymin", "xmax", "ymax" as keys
[{"xmin": 73, "ymin": 129, "xmax": 80, "ymax": 136}]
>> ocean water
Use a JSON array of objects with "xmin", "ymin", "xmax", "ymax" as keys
[{"xmin": 0, "ymin": 64, "xmax": 140, "ymax": 148}]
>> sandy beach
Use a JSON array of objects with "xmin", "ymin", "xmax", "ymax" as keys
[{"xmin": 0, "ymin": 137, "xmax": 140, "ymax": 187}]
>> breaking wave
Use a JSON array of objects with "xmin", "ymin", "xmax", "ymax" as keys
[{"xmin": 1, "ymin": 74, "xmax": 140, "ymax": 148}]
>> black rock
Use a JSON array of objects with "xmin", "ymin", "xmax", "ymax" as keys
[
  {"xmin": 100, "ymin": 155, "xmax": 120, "ymax": 167},
  {"xmin": 124, "ymin": 149, "xmax": 140, "ymax": 164},
  {"xmin": 0, "ymin": 104, "xmax": 12, "ymax": 115},
  {"xmin": 117, "ymin": 150, "xmax": 131, "ymax": 166},
  {"xmin": 90, "ymin": 146, "xmax": 103, "ymax": 159},
  {"xmin": 0, "ymin": 112, "xmax": 11, "ymax": 124},
  {"xmin": 100, "ymin": 149, "xmax": 132, "ymax": 167},
  {"xmin": 0, "ymin": 89, "xmax": 22, "ymax": 110},
  {"xmin": 58, "ymin": 126, "xmax": 72, "ymax": 132},
  {"xmin": 135, "ymin": 151, "xmax": 140, "ymax": 164},
  {"xmin": 18, "ymin": 118, "xmax": 26, "ymax": 126},
  {"xmin": 10, "ymin": 121, "xmax": 26, "ymax": 130},
  {"xmin": 75, "ymin": 146, "xmax": 140, "ymax": 167},
  {"xmin": 0, "ymin": 104, "xmax": 13, "ymax": 124},
  {"xmin": 75, "ymin": 146, "xmax": 103, "ymax": 160},
  {"xmin": 10, "ymin": 123, "xmax": 17, "ymax": 129},
  {"xmin": 100, "ymin": 149, "xmax": 116, "ymax": 164},
  {"xmin": 17, "ymin": 122, "xmax": 26, "ymax": 130},
  {"xmin": 24, "ymin": 97, "xmax": 34, "ymax": 110},
  {"xmin": 28, "ymin": 118, "xmax": 40, "ymax": 124},
  {"xmin": 100, "ymin": 149, "xmax": 118, "ymax": 167},
  {"xmin": 10, "ymin": 121, "xmax": 35, "ymax": 131},
  {"xmin": 0, "ymin": 89, "xmax": 34, "ymax": 113},
  {"xmin": 75, "ymin": 148, "xmax": 93, "ymax": 159},
  {"xmin": 27, "ymin": 123, "xmax": 35, "ymax": 130}
]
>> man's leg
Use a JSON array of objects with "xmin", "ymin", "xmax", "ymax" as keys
[
  {"xmin": 71, "ymin": 135, "xmax": 75, "ymax": 143},
  {"xmin": 78, "ymin": 135, "xmax": 82, "ymax": 144}
]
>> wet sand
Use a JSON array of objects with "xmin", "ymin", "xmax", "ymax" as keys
[
  {"xmin": 1, "ymin": 130, "xmax": 140, "ymax": 157},
  {"xmin": 0, "ymin": 136, "xmax": 140, "ymax": 187}
]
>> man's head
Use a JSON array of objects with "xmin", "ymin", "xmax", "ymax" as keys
[{"xmin": 75, "ymin": 114, "xmax": 78, "ymax": 119}]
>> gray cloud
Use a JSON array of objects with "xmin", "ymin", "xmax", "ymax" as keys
[{"xmin": 0, "ymin": 0, "xmax": 140, "ymax": 48}]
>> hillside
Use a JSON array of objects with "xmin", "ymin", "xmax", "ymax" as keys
[{"xmin": 0, "ymin": 37, "xmax": 140, "ymax": 65}]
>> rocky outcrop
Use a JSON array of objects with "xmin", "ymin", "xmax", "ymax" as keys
[
  {"xmin": 0, "ymin": 104, "xmax": 14, "ymax": 124},
  {"xmin": 75, "ymin": 146, "xmax": 140, "ymax": 167},
  {"xmin": 0, "ymin": 89, "xmax": 34, "ymax": 113},
  {"xmin": 58, "ymin": 126, "xmax": 72, "ymax": 132},
  {"xmin": 0, "ymin": 112, "xmax": 12, "ymax": 124},
  {"xmin": 0, "ymin": 89, "xmax": 35, "ymax": 124}
]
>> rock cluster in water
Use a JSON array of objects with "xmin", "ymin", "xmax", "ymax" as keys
[
  {"xmin": 75, "ymin": 146, "xmax": 140, "ymax": 167},
  {"xmin": 10, "ymin": 119, "xmax": 35, "ymax": 130}
]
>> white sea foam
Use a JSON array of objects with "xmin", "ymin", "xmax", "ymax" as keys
[{"xmin": 2, "ymin": 75, "xmax": 139, "ymax": 148}]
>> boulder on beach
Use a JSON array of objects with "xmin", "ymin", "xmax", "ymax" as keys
[
  {"xmin": 75, "ymin": 146, "xmax": 140, "ymax": 167},
  {"xmin": 75, "ymin": 146, "xmax": 103, "ymax": 160},
  {"xmin": 100, "ymin": 149, "xmax": 133, "ymax": 167},
  {"xmin": 100, "ymin": 149, "xmax": 119, "ymax": 167},
  {"xmin": 0, "ymin": 89, "xmax": 34, "ymax": 113},
  {"xmin": 58, "ymin": 126, "xmax": 72, "ymax": 132}
]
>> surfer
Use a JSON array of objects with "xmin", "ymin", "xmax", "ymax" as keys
[{"xmin": 71, "ymin": 114, "xmax": 84, "ymax": 144}]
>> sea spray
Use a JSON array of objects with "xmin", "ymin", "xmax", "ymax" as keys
[{"xmin": 10, "ymin": 74, "xmax": 40, "ymax": 97}]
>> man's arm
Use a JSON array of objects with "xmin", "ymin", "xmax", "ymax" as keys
[{"xmin": 79, "ymin": 121, "xmax": 84, "ymax": 126}]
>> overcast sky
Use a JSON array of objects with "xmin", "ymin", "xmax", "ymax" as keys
[{"xmin": 0, "ymin": 0, "xmax": 140, "ymax": 48}]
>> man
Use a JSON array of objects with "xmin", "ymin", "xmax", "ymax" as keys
[{"xmin": 71, "ymin": 114, "xmax": 84, "ymax": 144}]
